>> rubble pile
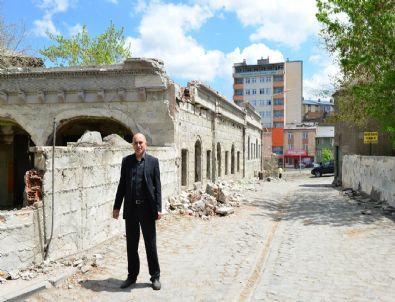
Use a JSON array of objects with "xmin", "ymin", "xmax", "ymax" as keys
[
  {"xmin": 342, "ymin": 188, "xmax": 395, "ymax": 216},
  {"xmin": 0, "ymin": 254, "xmax": 104, "ymax": 284},
  {"xmin": 167, "ymin": 180, "xmax": 259, "ymax": 219}
]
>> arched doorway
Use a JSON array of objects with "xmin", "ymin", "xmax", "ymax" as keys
[
  {"xmin": 231, "ymin": 144, "xmax": 235, "ymax": 174},
  {"xmin": 0, "ymin": 120, "xmax": 35, "ymax": 209},
  {"xmin": 194, "ymin": 140, "xmax": 202, "ymax": 182},
  {"xmin": 48, "ymin": 117, "xmax": 133, "ymax": 146},
  {"xmin": 217, "ymin": 142, "xmax": 221, "ymax": 177}
]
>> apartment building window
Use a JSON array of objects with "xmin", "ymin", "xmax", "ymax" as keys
[
  {"xmin": 272, "ymin": 146, "xmax": 283, "ymax": 155},
  {"xmin": 250, "ymin": 100, "xmax": 256, "ymax": 106},
  {"xmin": 303, "ymin": 144, "xmax": 308, "ymax": 151},
  {"xmin": 273, "ymin": 75, "xmax": 284, "ymax": 81},
  {"xmin": 288, "ymin": 144, "xmax": 293, "ymax": 150},
  {"xmin": 273, "ymin": 122, "xmax": 283, "ymax": 128},
  {"xmin": 265, "ymin": 88, "xmax": 271, "ymax": 94},
  {"xmin": 274, "ymin": 98, "xmax": 284, "ymax": 105},
  {"xmin": 303, "ymin": 132, "xmax": 308, "ymax": 139},
  {"xmin": 273, "ymin": 110, "xmax": 284, "ymax": 117},
  {"xmin": 252, "ymin": 89, "xmax": 257, "ymax": 95},
  {"xmin": 251, "ymin": 77, "xmax": 256, "ymax": 83},
  {"xmin": 266, "ymin": 76, "xmax": 271, "ymax": 82},
  {"xmin": 235, "ymin": 89, "xmax": 243, "ymax": 96},
  {"xmin": 260, "ymin": 88, "xmax": 265, "ymax": 94},
  {"xmin": 274, "ymin": 87, "xmax": 284, "ymax": 94},
  {"xmin": 245, "ymin": 89, "xmax": 251, "ymax": 95},
  {"xmin": 245, "ymin": 78, "xmax": 250, "ymax": 84},
  {"xmin": 268, "ymin": 99, "xmax": 271, "ymax": 105},
  {"xmin": 288, "ymin": 133, "xmax": 293, "ymax": 140},
  {"xmin": 260, "ymin": 77, "xmax": 265, "ymax": 83},
  {"xmin": 235, "ymin": 78, "xmax": 243, "ymax": 84}
]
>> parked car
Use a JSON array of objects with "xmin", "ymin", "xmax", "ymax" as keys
[{"xmin": 311, "ymin": 160, "xmax": 334, "ymax": 177}]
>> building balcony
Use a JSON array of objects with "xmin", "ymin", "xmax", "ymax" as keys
[{"xmin": 273, "ymin": 81, "xmax": 284, "ymax": 88}]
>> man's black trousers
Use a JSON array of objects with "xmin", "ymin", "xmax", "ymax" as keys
[{"xmin": 125, "ymin": 203, "xmax": 160, "ymax": 281}]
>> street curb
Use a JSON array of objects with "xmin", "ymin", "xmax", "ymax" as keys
[
  {"xmin": 0, "ymin": 280, "xmax": 50, "ymax": 302},
  {"xmin": 0, "ymin": 267, "xmax": 78, "ymax": 302}
]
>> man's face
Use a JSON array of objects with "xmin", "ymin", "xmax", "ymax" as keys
[{"xmin": 133, "ymin": 134, "xmax": 147, "ymax": 157}]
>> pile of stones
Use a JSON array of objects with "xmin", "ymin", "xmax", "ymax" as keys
[
  {"xmin": 0, "ymin": 254, "xmax": 104, "ymax": 284},
  {"xmin": 342, "ymin": 188, "xmax": 395, "ymax": 216},
  {"xmin": 167, "ymin": 181, "xmax": 249, "ymax": 219}
]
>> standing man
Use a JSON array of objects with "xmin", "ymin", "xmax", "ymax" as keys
[{"xmin": 113, "ymin": 133, "xmax": 162, "ymax": 290}]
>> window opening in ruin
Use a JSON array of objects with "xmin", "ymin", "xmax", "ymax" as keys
[
  {"xmin": 237, "ymin": 151, "xmax": 240, "ymax": 172},
  {"xmin": 181, "ymin": 149, "xmax": 188, "ymax": 186},
  {"xmin": 231, "ymin": 145, "xmax": 235, "ymax": 174},
  {"xmin": 50, "ymin": 117, "xmax": 132, "ymax": 146},
  {"xmin": 0, "ymin": 121, "xmax": 35, "ymax": 210},
  {"xmin": 217, "ymin": 143, "xmax": 221, "ymax": 177},
  {"xmin": 256, "ymin": 139, "xmax": 259, "ymax": 158},
  {"xmin": 225, "ymin": 151, "xmax": 229, "ymax": 175},
  {"xmin": 248, "ymin": 137, "xmax": 250, "ymax": 160},
  {"xmin": 206, "ymin": 150, "xmax": 211, "ymax": 180},
  {"xmin": 195, "ymin": 140, "xmax": 202, "ymax": 182}
]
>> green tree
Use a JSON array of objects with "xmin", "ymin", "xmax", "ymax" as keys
[
  {"xmin": 316, "ymin": 0, "xmax": 395, "ymax": 146},
  {"xmin": 322, "ymin": 147, "xmax": 334, "ymax": 162},
  {"xmin": 40, "ymin": 22, "xmax": 131, "ymax": 66}
]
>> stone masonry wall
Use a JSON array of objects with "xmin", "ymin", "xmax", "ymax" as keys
[
  {"xmin": 0, "ymin": 206, "xmax": 43, "ymax": 272},
  {"xmin": 0, "ymin": 145, "xmax": 177, "ymax": 271},
  {"xmin": 342, "ymin": 155, "xmax": 395, "ymax": 207}
]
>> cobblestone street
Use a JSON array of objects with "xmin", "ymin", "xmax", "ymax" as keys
[{"xmin": 19, "ymin": 173, "xmax": 395, "ymax": 301}]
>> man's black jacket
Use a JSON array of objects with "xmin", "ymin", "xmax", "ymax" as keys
[{"xmin": 113, "ymin": 153, "xmax": 162, "ymax": 219}]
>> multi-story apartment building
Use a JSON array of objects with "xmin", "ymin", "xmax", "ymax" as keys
[
  {"xmin": 303, "ymin": 99, "xmax": 334, "ymax": 122},
  {"xmin": 233, "ymin": 57, "xmax": 303, "ymax": 165},
  {"xmin": 283, "ymin": 124, "xmax": 316, "ymax": 168}
]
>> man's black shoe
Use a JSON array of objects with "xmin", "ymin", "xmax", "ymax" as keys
[
  {"xmin": 120, "ymin": 277, "xmax": 136, "ymax": 289},
  {"xmin": 152, "ymin": 279, "xmax": 161, "ymax": 290}
]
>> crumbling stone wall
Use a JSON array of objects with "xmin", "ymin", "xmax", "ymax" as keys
[
  {"xmin": 174, "ymin": 81, "xmax": 262, "ymax": 189},
  {"xmin": 0, "ymin": 206, "xmax": 43, "ymax": 272},
  {"xmin": 342, "ymin": 155, "xmax": 395, "ymax": 207},
  {"xmin": 0, "ymin": 144, "xmax": 177, "ymax": 271},
  {"xmin": 0, "ymin": 59, "xmax": 174, "ymax": 146}
]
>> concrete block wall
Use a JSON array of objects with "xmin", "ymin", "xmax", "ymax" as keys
[
  {"xmin": 0, "ymin": 145, "xmax": 177, "ymax": 271},
  {"xmin": 0, "ymin": 206, "xmax": 43, "ymax": 272},
  {"xmin": 342, "ymin": 155, "xmax": 395, "ymax": 207}
]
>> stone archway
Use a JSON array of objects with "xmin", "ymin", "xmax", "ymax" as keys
[
  {"xmin": 0, "ymin": 119, "xmax": 35, "ymax": 209},
  {"xmin": 47, "ymin": 116, "xmax": 133, "ymax": 146}
]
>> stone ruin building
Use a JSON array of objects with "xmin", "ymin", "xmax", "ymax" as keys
[{"xmin": 0, "ymin": 57, "xmax": 262, "ymax": 271}]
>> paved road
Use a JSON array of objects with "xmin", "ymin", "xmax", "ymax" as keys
[{"xmin": 23, "ymin": 174, "xmax": 395, "ymax": 302}]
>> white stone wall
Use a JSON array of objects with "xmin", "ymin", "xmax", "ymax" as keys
[
  {"xmin": 0, "ymin": 206, "xmax": 43, "ymax": 272},
  {"xmin": 342, "ymin": 155, "xmax": 395, "ymax": 206},
  {"xmin": 0, "ymin": 145, "xmax": 177, "ymax": 271},
  {"xmin": 0, "ymin": 59, "xmax": 175, "ymax": 146}
]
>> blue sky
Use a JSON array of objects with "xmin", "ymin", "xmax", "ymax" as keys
[{"xmin": 4, "ymin": 0, "xmax": 338, "ymax": 101}]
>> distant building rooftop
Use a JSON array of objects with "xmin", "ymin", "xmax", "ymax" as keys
[
  {"xmin": 316, "ymin": 126, "xmax": 335, "ymax": 138},
  {"xmin": 303, "ymin": 99, "xmax": 334, "ymax": 106}
]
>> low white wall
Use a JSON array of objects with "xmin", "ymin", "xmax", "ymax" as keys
[
  {"xmin": 342, "ymin": 155, "xmax": 395, "ymax": 206},
  {"xmin": 0, "ymin": 206, "xmax": 43, "ymax": 272},
  {"xmin": 0, "ymin": 145, "xmax": 177, "ymax": 272}
]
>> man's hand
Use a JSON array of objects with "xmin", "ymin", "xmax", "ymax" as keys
[
  {"xmin": 113, "ymin": 209, "xmax": 120, "ymax": 219},
  {"xmin": 157, "ymin": 212, "xmax": 162, "ymax": 220}
]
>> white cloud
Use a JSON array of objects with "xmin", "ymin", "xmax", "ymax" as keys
[
  {"xmin": 127, "ymin": 1, "xmax": 284, "ymax": 86},
  {"xmin": 107, "ymin": 0, "xmax": 118, "ymax": 4},
  {"xmin": 198, "ymin": 0, "xmax": 319, "ymax": 48},
  {"xmin": 68, "ymin": 23, "xmax": 83, "ymax": 36},
  {"xmin": 36, "ymin": 0, "xmax": 73, "ymax": 14},
  {"xmin": 33, "ymin": 0, "xmax": 76, "ymax": 37},
  {"xmin": 304, "ymin": 62, "xmax": 340, "ymax": 100},
  {"xmin": 33, "ymin": 15, "xmax": 61, "ymax": 37}
]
